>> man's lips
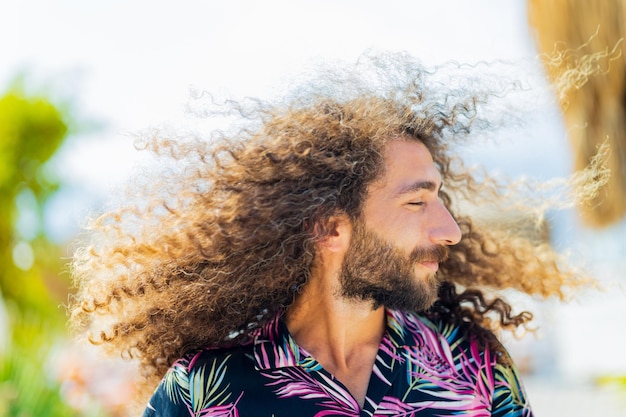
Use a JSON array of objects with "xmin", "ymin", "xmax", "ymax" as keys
[
  {"xmin": 410, "ymin": 245, "xmax": 449, "ymax": 273},
  {"xmin": 418, "ymin": 261, "xmax": 439, "ymax": 272}
]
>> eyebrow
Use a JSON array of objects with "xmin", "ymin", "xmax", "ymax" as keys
[{"xmin": 395, "ymin": 181, "xmax": 442, "ymax": 197}]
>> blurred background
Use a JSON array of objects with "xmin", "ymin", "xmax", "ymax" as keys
[{"xmin": 1, "ymin": 0, "xmax": 625, "ymax": 415}]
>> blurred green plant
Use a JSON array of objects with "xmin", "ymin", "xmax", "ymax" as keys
[
  {"xmin": 0, "ymin": 305, "xmax": 84, "ymax": 417},
  {"xmin": 0, "ymin": 86, "xmax": 69, "ymax": 318},
  {"xmin": 0, "ymin": 81, "xmax": 104, "ymax": 416}
]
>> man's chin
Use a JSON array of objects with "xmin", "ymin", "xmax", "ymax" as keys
[
  {"xmin": 339, "ymin": 270, "xmax": 441, "ymax": 313},
  {"xmin": 376, "ymin": 282, "xmax": 440, "ymax": 313}
]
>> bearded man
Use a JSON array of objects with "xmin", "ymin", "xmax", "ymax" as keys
[{"xmin": 70, "ymin": 55, "xmax": 590, "ymax": 416}]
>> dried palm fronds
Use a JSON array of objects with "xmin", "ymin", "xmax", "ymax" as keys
[{"xmin": 528, "ymin": 0, "xmax": 626, "ymax": 227}]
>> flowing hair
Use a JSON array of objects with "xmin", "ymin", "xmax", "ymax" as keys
[{"xmin": 69, "ymin": 53, "xmax": 595, "ymax": 400}]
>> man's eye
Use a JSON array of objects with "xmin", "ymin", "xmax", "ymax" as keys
[{"xmin": 408, "ymin": 202, "xmax": 424, "ymax": 206}]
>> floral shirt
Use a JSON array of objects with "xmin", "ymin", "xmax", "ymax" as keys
[{"xmin": 143, "ymin": 310, "xmax": 533, "ymax": 416}]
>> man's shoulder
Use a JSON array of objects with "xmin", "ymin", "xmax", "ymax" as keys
[
  {"xmin": 169, "ymin": 341, "xmax": 255, "ymax": 375},
  {"xmin": 389, "ymin": 309, "xmax": 511, "ymax": 373},
  {"xmin": 389, "ymin": 309, "xmax": 499, "ymax": 350}
]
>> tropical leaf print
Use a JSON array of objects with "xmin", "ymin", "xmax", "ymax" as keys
[
  {"xmin": 146, "ymin": 310, "xmax": 534, "ymax": 416},
  {"xmin": 374, "ymin": 396, "xmax": 419, "ymax": 416},
  {"xmin": 385, "ymin": 312, "xmax": 406, "ymax": 344},
  {"xmin": 254, "ymin": 316, "xmax": 323, "ymax": 372},
  {"xmin": 255, "ymin": 337, "xmax": 297, "ymax": 369},
  {"xmin": 163, "ymin": 357, "xmax": 192, "ymax": 405},
  {"xmin": 162, "ymin": 352, "xmax": 242, "ymax": 417},
  {"xmin": 387, "ymin": 312, "xmax": 496, "ymax": 414},
  {"xmin": 491, "ymin": 362, "xmax": 532, "ymax": 417},
  {"xmin": 372, "ymin": 336, "xmax": 405, "ymax": 386},
  {"xmin": 189, "ymin": 353, "xmax": 233, "ymax": 414},
  {"xmin": 375, "ymin": 395, "xmax": 488, "ymax": 417},
  {"xmin": 261, "ymin": 367, "xmax": 360, "ymax": 416},
  {"xmin": 198, "ymin": 393, "xmax": 244, "ymax": 417}
]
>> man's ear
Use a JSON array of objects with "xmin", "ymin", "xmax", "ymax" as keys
[{"xmin": 314, "ymin": 213, "xmax": 352, "ymax": 253}]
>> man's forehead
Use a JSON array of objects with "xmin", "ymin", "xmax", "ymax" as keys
[
  {"xmin": 384, "ymin": 139, "xmax": 441, "ymax": 174},
  {"xmin": 382, "ymin": 138, "xmax": 434, "ymax": 162},
  {"xmin": 377, "ymin": 139, "xmax": 442, "ymax": 189}
]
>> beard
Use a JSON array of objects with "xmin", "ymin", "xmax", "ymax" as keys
[{"xmin": 338, "ymin": 219, "xmax": 449, "ymax": 313}]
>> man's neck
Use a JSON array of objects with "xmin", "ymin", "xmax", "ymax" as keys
[{"xmin": 285, "ymin": 273, "xmax": 386, "ymax": 408}]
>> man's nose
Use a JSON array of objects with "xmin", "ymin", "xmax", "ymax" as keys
[{"xmin": 429, "ymin": 203, "xmax": 462, "ymax": 246}]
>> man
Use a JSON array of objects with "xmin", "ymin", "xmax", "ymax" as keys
[{"xmin": 70, "ymin": 56, "xmax": 587, "ymax": 416}]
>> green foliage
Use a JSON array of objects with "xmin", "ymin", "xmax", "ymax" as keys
[
  {"xmin": 0, "ymin": 305, "xmax": 84, "ymax": 417},
  {"xmin": 0, "ymin": 88, "xmax": 68, "ymax": 320},
  {"xmin": 0, "ymin": 82, "xmax": 106, "ymax": 416}
]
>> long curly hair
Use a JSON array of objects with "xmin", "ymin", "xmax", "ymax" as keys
[{"xmin": 69, "ymin": 53, "xmax": 594, "ymax": 399}]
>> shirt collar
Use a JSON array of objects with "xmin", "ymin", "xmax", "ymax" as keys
[
  {"xmin": 253, "ymin": 311, "xmax": 307, "ymax": 370},
  {"xmin": 252, "ymin": 309, "xmax": 412, "ymax": 371}
]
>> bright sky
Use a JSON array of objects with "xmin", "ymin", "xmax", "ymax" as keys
[
  {"xmin": 4, "ymin": 0, "xmax": 555, "ymax": 238},
  {"xmin": 4, "ymin": 0, "xmax": 626, "ymax": 380},
  {"xmin": 5, "ymin": 0, "xmax": 536, "ymax": 126}
]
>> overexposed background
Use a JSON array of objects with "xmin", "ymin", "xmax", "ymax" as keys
[{"xmin": 3, "ymin": 1, "xmax": 625, "ymax": 415}]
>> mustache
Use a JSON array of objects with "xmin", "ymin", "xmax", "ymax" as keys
[{"xmin": 408, "ymin": 245, "xmax": 450, "ymax": 264}]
